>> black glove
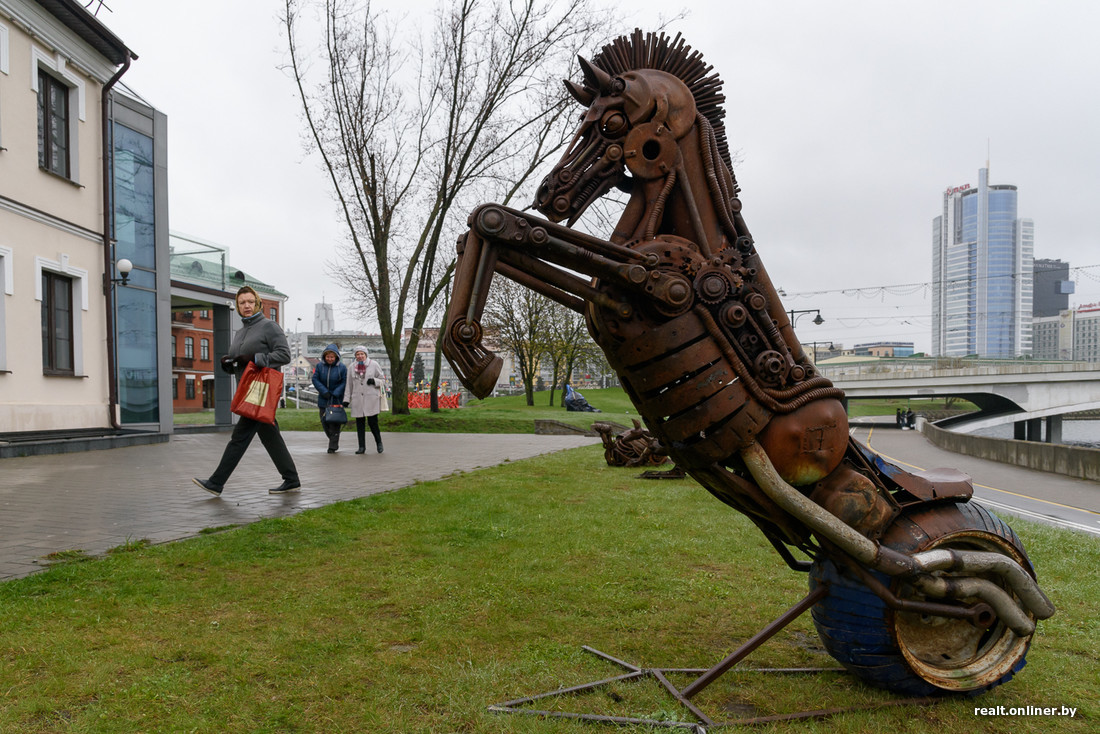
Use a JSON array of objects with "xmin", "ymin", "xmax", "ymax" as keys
[
  {"xmin": 367, "ymin": 378, "xmax": 375, "ymax": 386},
  {"xmin": 342, "ymin": 401, "xmax": 350, "ymax": 407},
  {"xmin": 235, "ymin": 353, "xmax": 253, "ymax": 366},
  {"xmin": 220, "ymin": 356, "xmax": 237, "ymax": 374}
]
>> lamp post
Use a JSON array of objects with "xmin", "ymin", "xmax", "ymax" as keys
[
  {"xmin": 788, "ymin": 308, "xmax": 824, "ymax": 328},
  {"xmin": 806, "ymin": 341, "xmax": 835, "ymax": 363},
  {"xmin": 294, "ymin": 317, "xmax": 302, "ymax": 409},
  {"xmin": 106, "ymin": 258, "xmax": 133, "ymax": 428}
]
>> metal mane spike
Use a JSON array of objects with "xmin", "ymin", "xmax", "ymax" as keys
[
  {"xmin": 578, "ymin": 55, "xmax": 612, "ymax": 93},
  {"xmin": 564, "ymin": 79, "xmax": 595, "ymax": 106}
]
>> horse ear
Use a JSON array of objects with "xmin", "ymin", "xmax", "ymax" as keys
[
  {"xmin": 578, "ymin": 55, "xmax": 612, "ymax": 93},
  {"xmin": 564, "ymin": 79, "xmax": 595, "ymax": 106}
]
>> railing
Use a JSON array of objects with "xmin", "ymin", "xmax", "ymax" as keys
[
  {"xmin": 820, "ymin": 358, "xmax": 1099, "ymax": 382},
  {"xmin": 172, "ymin": 357, "xmax": 194, "ymax": 369}
]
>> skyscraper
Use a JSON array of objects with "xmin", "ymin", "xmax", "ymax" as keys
[
  {"xmin": 314, "ymin": 301, "xmax": 335, "ymax": 333},
  {"xmin": 931, "ymin": 168, "xmax": 1033, "ymax": 357},
  {"xmin": 1032, "ymin": 258, "xmax": 1074, "ymax": 318}
]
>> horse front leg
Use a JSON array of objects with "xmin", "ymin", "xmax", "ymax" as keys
[{"xmin": 443, "ymin": 204, "xmax": 644, "ymax": 399}]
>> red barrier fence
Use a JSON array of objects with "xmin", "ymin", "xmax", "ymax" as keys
[{"xmin": 406, "ymin": 392, "xmax": 461, "ymax": 409}]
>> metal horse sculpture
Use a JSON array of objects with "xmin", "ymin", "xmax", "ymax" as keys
[{"xmin": 444, "ymin": 30, "xmax": 1053, "ymax": 697}]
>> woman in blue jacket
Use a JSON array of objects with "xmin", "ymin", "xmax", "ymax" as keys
[{"xmin": 311, "ymin": 343, "xmax": 348, "ymax": 452}]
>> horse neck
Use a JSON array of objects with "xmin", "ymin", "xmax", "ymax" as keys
[{"xmin": 615, "ymin": 124, "xmax": 738, "ymax": 256}]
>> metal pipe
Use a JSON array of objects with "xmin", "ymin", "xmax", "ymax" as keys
[
  {"xmin": 911, "ymin": 575, "xmax": 1036, "ymax": 637},
  {"xmin": 910, "ymin": 548, "xmax": 1055, "ymax": 619},
  {"xmin": 741, "ymin": 442, "xmax": 880, "ymax": 564},
  {"xmin": 741, "ymin": 442, "xmax": 1053, "ymax": 635},
  {"xmin": 101, "ymin": 53, "xmax": 132, "ymax": 430}
]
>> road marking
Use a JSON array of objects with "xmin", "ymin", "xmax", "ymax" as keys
[{"xmin": 860, "ymin": 426, "xmax": 1100, "ymax": 518}]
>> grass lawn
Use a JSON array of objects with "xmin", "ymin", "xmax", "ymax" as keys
[
  {"xmin": 174, "ymin": 389, "xmax": 969, "ymax": 432},
  {"xmin": 0, "ymin": 445, "xmax": 1095, "ymax": 732},
  {"xmin": 175, "ymin": 388, "xmax": 641, "ymax": 433}
]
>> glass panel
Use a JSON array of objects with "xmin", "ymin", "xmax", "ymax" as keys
[
  {"xmin": 121, "ymin": 267, "xmax": 156, "ymax": 290},
  {"xmin": 112, "ymin": 123, "xmax": 156, "ymax": 268},
  {"xmin": 117, "ymin": 287, "xmax": 159, "ymax": 423},
  {"xmin": 53, "ymin": 276, "xmax": 72, "ymax": 371}
]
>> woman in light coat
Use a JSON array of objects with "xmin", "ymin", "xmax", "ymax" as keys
[{"xmin": 345, "ymin": 345, "xmax": 387, "ymax": 454}]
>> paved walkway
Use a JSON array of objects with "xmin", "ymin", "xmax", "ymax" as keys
[{"xmin": 0, "ymin": 431, "xmax": 598, "ymax": 581}]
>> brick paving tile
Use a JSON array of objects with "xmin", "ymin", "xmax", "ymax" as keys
[{"xmin": 0, "ymin": 431, "xmax": 597, "ymax": 581}]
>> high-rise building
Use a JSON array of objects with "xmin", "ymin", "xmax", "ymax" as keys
[
  {"xmin": 314, "ymin": 301, "xmax": 336, "ymax": 333},
  {"xmin": 1032, "ymin": 258, "xmax": 1075, "ymax": 318},
  {"xmin": 931, "ymin": 168, "xmax": 1033, "ymax": 357}
]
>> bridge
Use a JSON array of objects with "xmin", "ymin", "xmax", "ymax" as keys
[{"xmin": 819, "ymin": 357, "xmax": 1100, "ymax": 442}]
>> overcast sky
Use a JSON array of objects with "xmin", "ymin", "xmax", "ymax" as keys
[{"xmin": 98, "ymin": 0, "xmax": 1100, "ymax": 352}]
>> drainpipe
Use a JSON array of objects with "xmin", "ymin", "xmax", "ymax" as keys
[{"xmin": 102, "ymin": 54, "xmax": 132, "ymax": 430}]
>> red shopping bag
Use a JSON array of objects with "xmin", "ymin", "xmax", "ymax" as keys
[{"xmin": 230, "ymin": 362, "xmax": 284, "ymax": 424}]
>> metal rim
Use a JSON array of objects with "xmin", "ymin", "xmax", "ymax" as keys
[{"xmin": 893, "ymin": 530, "xmax": 1033, "ymax": 691}]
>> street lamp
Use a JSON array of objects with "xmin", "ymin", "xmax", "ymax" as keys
[
  {"xmin": 294, "ymin": 317, "xmax": 303, "ymax": 409},
  {"xmin": 110, "ymin": 258, "xmax": 133, "ymax": 286},
  {"xmin": 788, "ymin": 308, "xmax": 824, "ymax": 327},
  {"xmin": 806, "ymin": 341, "xmax": 835, "ymax": 363}
]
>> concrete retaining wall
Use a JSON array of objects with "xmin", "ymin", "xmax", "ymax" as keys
[{"xmin": 923, "ymin": 421, "xmax": 1100, "ymax": 482}]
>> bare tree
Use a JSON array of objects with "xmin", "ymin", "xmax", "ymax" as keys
[
  {"xmin": 283, "ymin": 0, "xmax": 605, "ymax": 413},
  {"xmin": 544, "ymin": 301, "xmax": 589, "ymax": 406},
  {"xmin": 484, "ymin": 279, "xmax": 551, "ymax": 405}
]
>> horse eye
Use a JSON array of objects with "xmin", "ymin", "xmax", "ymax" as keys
[{"xmin": 601, "ymin": 112, "xmax": 627, "ymax": 136}]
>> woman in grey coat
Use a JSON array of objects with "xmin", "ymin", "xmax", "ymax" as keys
[
  {"xmin": 192, "ymin": 286, "xmax": 300, "ymax": 495},
  {"xmin": 345, "ymin": 345, "xmax": 386, "ymax": 454}
]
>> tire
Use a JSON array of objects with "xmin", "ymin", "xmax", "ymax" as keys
[{"xmin": 809, "ymin": 501, "xmax": 1035, "ymax": 696}]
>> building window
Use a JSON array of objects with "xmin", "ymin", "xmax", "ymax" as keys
[
  {"xmin": 41, "ymin": 271, "xmax": 73, "ymax": 374},
  {"xmin": 37, "ymin": 69, "xmax": 70, "ymax": 178},
  {"xmin": 200, "ymin": 310, "xmax": 208, "ymax": 318},
  {"xmin": 185, "ymin": 376, "xmax": 195, "ymax": 400},
  {"xmin": 184, "ymin": 336, "xmax": 194, "ymax": 359},
  {"xmin": 270, "ymin": 307, "xmax": 277, "ymax": 322},
  {"xmin": 173, "ymin": 376, "xmax": 179, "ymax": 399},
  {"xmin": 171, "ymin": 334, "xmax": 176, "ymax": 356},
  {"xmin": 200, "ymin": 338, "xmax": 209, "ymax": 361}
]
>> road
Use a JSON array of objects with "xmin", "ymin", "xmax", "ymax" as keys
[{"xmin": 850, "ymin": 426, "xmax": 1100, "ymax": 537}]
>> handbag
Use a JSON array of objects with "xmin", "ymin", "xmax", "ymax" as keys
[
  {"xmin": 323, "ymin": 404, "xmax": 348, "ymax": 424},
  {"xmin": 231, "ymin": 362, "xmax": 284, "ymax": 425},
  {"xmin": 378, "ymin": 382, "xmax": 389, "ymax": 412}
]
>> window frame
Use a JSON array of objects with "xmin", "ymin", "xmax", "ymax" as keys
[
  {"xmin": 41, "ymin": 270, "xmax": 74, "ymax": 375},
  {"xmin": 184, "ymin": 336, "xmax": 194, "ymax": 359},
  {"xmin": 200, "ymin": 338, "xmax": 209, "ymax": 361},
  {"xmin": 37, "ymin": 68, "xmax": 71, "ymax": 178}
]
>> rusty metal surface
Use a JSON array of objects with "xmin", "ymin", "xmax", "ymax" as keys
[
  {"xmin": 441, "ymin": 29, "xmax": 1052, "ymax": 696},
  {"xmin": 592, "ymin": 419, "xmax": 669, "ymax": 467}
]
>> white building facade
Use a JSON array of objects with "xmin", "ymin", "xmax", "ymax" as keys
[{"xmin": 0, "ymin": 0, "xmax": 165, "ymax": 437}]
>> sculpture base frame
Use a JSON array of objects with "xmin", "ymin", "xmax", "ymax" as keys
[{"xmin": 488, "ymin": 586, "xmax": 939, "ymax": 729}]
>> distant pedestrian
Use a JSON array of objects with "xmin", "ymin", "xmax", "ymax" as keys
[
  {"xmin": 192, "ymin": 286, "xmax": 300, "ymax": 496},
  {"xmin": 896, "ymin": 408, "xmax": 903, "ymax": 428},
  {"xmin": 345, "ymin": 346, "xmax": 386, "ymax": 454},
  {"xmin": 905, "ymin": 409, "xmax": 916, "ymax": 429},
  {"xmin": 312, "ymin": 343, "xmax": 348, "ymax": 453}
]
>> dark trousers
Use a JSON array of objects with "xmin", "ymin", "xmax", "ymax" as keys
[
  {"xmin": 356, "ymin": 416, "xmax": 381, "ymax": 448},
  {"xmin": 210, "ymin": 416, "xmax": 299, "ymax": 486},
  {"xmin": 319, "ymin": 407, "xmax": 343, "ymax": 449}
]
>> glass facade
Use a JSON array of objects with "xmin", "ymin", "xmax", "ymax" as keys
[
  {"xmin": 932, "ymin": 169, "xmax": 1033, "ymax": 358},
  {"xmin": 112, "ymin": 122, "xmax": 160, "ymax": 423}
]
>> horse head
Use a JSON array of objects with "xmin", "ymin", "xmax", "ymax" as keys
[{"xmin": 535, "ymin": 40, "xmax": 712, "ymax": 226}]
